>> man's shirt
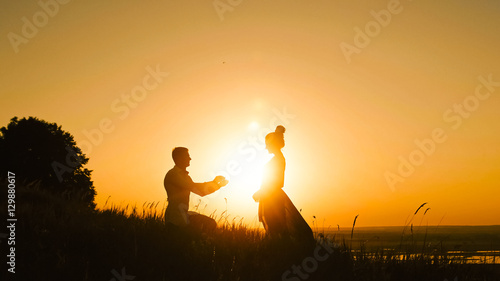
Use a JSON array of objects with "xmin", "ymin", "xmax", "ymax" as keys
[{"xmin": 163, "ymin": 165, "xmax": 218, "ymax": 226}]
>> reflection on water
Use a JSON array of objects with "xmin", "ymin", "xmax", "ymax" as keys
[
  {"xmin": 351, "ymin": 250, "xmax": 500, "ymax": 264},
  {"xmin": 322, "ymin": 226, "xmax": 500, "ymax": 264},
  {"xmin": 446, "ymin": 250, "xmax": 499, "ymax": 264}
]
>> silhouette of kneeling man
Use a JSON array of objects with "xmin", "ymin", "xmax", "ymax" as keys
[{"xmin": 164, "ymin": 147, "xmax": 228, "ymax": 232}]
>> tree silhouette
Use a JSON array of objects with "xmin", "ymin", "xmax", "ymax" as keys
[{"xmin": 0, "ymin": 117, "xmax": 96, "ymax": 208}]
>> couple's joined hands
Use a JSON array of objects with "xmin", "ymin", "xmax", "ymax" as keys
[{"xmin": 213, "ymin": 175, "xmax": 229, "ymax": 189}]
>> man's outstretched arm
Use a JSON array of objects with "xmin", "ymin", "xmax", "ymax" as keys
[
  {"xmin": 191, "ymin": 176, "xmax": 228, "ymax": 196},
  {"xmin": 168, "ymin": 171, "xmax": 228, "ymax": 197}
]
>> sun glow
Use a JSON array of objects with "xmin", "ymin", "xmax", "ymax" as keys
[
  {"xmin": 203, "ymin": 122, "xmax": 274, "ymax": 223},
  {"xmin": 227, "ymin": 122, "xmax": 271, "ymax": 195},
  {"xmin": 248, "ymin": 121, "xmax": 260, "ymax": 130},
  {"xmin": 219, "ymin": 150, "xmax": 271, "ymax": 225},
  {"xmin": 230, "ymin": 152, "xmax": 269, "ymax": 194}
]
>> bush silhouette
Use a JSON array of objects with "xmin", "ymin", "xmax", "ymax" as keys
[{"xmin": 0, "ymin": 116, "xmax": 96, "ymax": 208}]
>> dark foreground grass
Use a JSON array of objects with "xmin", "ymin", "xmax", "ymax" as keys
[{"xmin": 1, "ymin": 186, "xmax": 499, "ymax": 281}]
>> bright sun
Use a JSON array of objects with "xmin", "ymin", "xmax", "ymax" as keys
[
  {"xmin": 207, "ymin": 121, "xmax": 272, "ymax": 216},
  {"xmin": 230, "ymin": 153, "xmax": 269, "ymax": 194},
  {"xmin": 219, "ymin": 121, "xmax": 270, "ymax": 195},
  {"xmin": 220, "ymin": 149, "xmax": 271, "ymax": 224},
  {"xmin": 248, "ymin": 121, "xmax": 260, "ymax": 131},
  {"xmin": 196, "ymin": 120, "xmax": 278, "ymax": 224}
]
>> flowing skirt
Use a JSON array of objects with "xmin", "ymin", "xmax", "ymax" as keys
[{"xmin": 259, "ymin": 189, "xmax": 314, "ymax": 242}]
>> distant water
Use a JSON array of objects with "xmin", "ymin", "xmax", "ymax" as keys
[{"xmin": 315, "ymin": 225, "xmax": 500, "ymax": 264}]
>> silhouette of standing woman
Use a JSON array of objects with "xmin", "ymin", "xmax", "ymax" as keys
[{"xmin": 253, "ymin": 126, "xmax": 314, "ymax": 243}]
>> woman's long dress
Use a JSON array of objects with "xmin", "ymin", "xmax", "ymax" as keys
[{"xmin": 257, "ymin": 154, "xmax": 314, "ymax": 242}]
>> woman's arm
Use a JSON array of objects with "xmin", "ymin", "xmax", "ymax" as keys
[{"xmin": 253, "ymin": 157, "xmax": 285, "ymax": 201}]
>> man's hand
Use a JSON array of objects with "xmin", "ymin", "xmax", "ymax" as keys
[{"xmin": 213, "ymin": 175, "xmax": 229, "ymax": 188}]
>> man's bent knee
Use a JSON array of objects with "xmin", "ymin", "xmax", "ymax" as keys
[{"xmin": 189, "ymin": 213, "xmax": 217, "ymax": 232}]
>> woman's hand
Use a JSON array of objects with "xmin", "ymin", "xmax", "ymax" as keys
[{"xmin": 252, "ymin": 190, "xmax": 261, "ymax": 202}]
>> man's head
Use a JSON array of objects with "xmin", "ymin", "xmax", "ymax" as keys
[{"xmin": 172, "ymin": 147, "xmax": 191, "ymax": 169}]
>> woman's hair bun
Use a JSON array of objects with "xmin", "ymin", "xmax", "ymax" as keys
[{"xmin": 275, "ymin": 125, "xmax": 286, "ymax": 135}]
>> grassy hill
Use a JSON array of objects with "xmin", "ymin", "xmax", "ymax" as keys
[{"xmin": 1, "ymin": 184, "xmax": 499, "ymax": 281}]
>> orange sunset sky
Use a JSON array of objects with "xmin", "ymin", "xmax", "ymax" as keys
[{"xmin": 1, "ymin": 0, "xmax": 499, "ymax": 227}]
